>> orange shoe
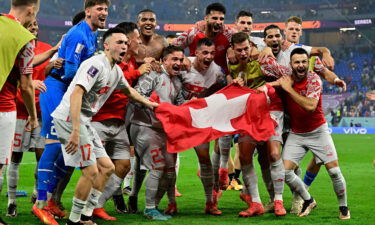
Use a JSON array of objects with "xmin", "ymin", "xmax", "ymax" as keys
[
  {"xmin": 164, "ymin": 202, "xmax": 178, "ymax": 215},
  {"xmin": 175, "ymin": 187, "xmax": 182, "ymax": 197},
  {"xmin": 205, "ymin": 202, "xmax": 222, "ymax": 215},
  {"xmin": 238, "ymin": 202, "xmax": 264, "ymax": 217},
  {"xmin": 32, "ymin": 204, "xmax": 59, "ymax": 225},
  {"xmin": 47, "ymin": 200, "xmax": 65, "ymax": 218},
  {"xmin": 239, "ymin": 193, "xmax": 252, "ymax": 207},
  {"xmin": 218, "ymin": 168, "xmax": 229, "ymax": 190},
  {"xmin": 274, "ymin": 200, "xmax": 286, "ymax": 216},
  {"xmin": 213, "ymin": 189, "xmax": 222, "ymax": 205},
  {"xmin": 92, "ymin": 208, "xmax": 116, "ymax": 221}
]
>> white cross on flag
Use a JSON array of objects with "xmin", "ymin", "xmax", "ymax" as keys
[{"xmin": 154, "ymin": 84, "xmax": 276, "ymax": 153}]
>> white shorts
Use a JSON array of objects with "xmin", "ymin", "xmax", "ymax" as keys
[
  {"xmin": 91, "ymin": 119, "xmax": 130, "ymax": 160},
  {"xmin": 53, "ymin": 118, "xmax": 109, "ymax": 168},
  {"xmin": 282, "ymin": 123, "xmax": 338, "ymax": 165},
  {"xmin": 0, "ymin": 111, "xmax": 16, "ymax": 165},
  {"xmin": 13, "ymin": 119, "xmax": 45, "ymax": 152}
]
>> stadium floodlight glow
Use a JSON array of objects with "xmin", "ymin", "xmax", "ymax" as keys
[
  {"xmin": 260, "ymin": 11, "xmax": 271, "ymax": 14},
  {"xmin": 339, "ymin": 27, "xmax": 356, "ymax": 31}
]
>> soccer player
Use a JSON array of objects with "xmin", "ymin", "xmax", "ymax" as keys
[
  {"xmin": 6, "ymin": 18, "xmax": 54, "ymax": 217},
  {"xmin": 260, "ymin": 48, "xmax": 350, "ymax": 220},
  {"xmin": 166, "ymin": 34, "xmax": 177, "ymax": 45},
  {"xmin": 0, "ymin": 0, "xmax": 40, "ymax": 224},
  {"xmin": 51, "ymin": 27, "xmax": 157, "ymax": 225},
  {"xmin": 128, "ymin": 45, "xmax": 185, "ymax": 221},
  {"xmin": 34, "ymin": 1, "xmax": 110, "ymax": 222}
]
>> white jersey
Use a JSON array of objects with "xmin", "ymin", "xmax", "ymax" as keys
[
  {"xmin": 250, "ymin": 36, "xmax": 267, "ymax": 51},
  {"xmin": 277, "ymin": 43, "xmax": 312, "ymax": 67},
  {"xmin": 52, "ymin": 53, "xmax": 129, "ymax": 124},
  {"xmin": 179, "ymin": 57, "xmax": 226, "ymax": 100}
]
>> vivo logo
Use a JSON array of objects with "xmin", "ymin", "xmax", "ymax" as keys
[{"xmin": 343, "ymin": 128, "xmax": 367, "ymax": 134}]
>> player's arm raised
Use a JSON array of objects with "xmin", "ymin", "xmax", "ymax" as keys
[{"xmin": 310, "ymin": 46, "xmax": 334, "ymax": 70}]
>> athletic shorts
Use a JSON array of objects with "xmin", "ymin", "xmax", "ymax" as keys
[
  {"xmin": 91, "ymin": 119, "xmax": 130, "ymax": 160},
  {"xmin": 40, "ymin": 77, "xmax": 67, "ymax": 140},
  {"xmin": 53, "ymin": 118, "xmax": 109, "ymax": 168},
  {"xmin": 130, "ymin": 124, "xmax": 175, "ymax": 170},
  {"xmin": 0, "ymin": 111, "xmax": 16, "ymax": 165},
  {"xmin": 282, "ymin": 123, "xmax": 338, "ymax": 165},
  {"xmin": 13, "ymin": 119, "xmax": 45, "ymax": 152}
]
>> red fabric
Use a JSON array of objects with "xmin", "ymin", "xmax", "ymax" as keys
[
  {"xmin": 92, "ymin": 57, "xmax": 141, "ymax": 122},
  {"xmin": 16, "ymin": 41, "xmax": 52, "ymax": 119},
  {"xmin": 155, "ymin": 84, "xmax": 276, "ymax": 153}
]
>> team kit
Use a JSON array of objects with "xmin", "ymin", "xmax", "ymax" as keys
[{"xmin": 0, "ymin": 0, "xmax": 350, "ymax": 224}]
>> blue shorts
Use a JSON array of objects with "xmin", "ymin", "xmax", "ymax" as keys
[{"xmin": 40, "ymin": 76, "xmax": 67, "ymax": 140}]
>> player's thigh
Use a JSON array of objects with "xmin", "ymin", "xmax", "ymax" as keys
[
  {"xmin": 282, "ymin": 132, "xmax": 308, "ymax": 167},
  {"xmin": 269, "ymin": 110, "xmax": 284, "ymax": 144},
  {"xmin": 0, "ymin": 111, "xmax": 16, "ymax": 165}
]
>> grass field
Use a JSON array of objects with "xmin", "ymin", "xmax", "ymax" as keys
[{"xmin": 1, "ymin": 134, "xmax": 374, "ymax": 225}]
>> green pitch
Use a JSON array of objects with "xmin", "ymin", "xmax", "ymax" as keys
[{"xmin": 1, "ymin": 134, "xmax": 374, "ymax": 225}]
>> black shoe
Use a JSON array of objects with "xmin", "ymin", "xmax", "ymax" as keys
[
  {"xmin": 80, "ymin": 214, "xmax": 94, "ymax": 222},
  {"xmin": 298, "ymin": 197, "xmax": 317, "ymax": 217},
  {"xmin": 128, "ymin": 196, "xmax": 138, "ymax": 213},
  {"xmin": 113, "ymin": 194, "xmax": 128, "ymax": 213},
  {"xmin": 122, "ymin": 186, "xmax": 132, "ymax": 195},
  {"xmin": 6, "ymin": 203, "xmax": 17, "ymax": 217},
  {"xmin": 66, "ymin": 219, "xmax": 84, "ymax": 225},
  {"xmin": 235, "ymin": 178, "xmax": 242, "ymax": 185},
  {"xmin": 0, "ymin": 216, "xmax": 9, "ymax": 225},
  {"xmin": 30, "ymin": 193, "xmax": 37, "ymax": 204},
  {"xmin": 339, "ymin": 206, "xmax": 350, "ymax": 219}
]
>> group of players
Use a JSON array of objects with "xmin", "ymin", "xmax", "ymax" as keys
[{"xmin": 0, "ymin": 0, "xmax": 352, "ymax": 224}]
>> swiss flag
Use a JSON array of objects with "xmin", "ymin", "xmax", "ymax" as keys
[{"xmin": 154, "ymin": 84, "xmax": 276, "ymax": 153}]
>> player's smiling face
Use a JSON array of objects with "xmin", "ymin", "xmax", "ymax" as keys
[
  {"xmin": 264, "ymin": 28, "xmax": 282, "ymax": 56},
  {"xmin": 285, "ymin": 22, "xmax": 302, "ymax": 44},
  {"xmin": 233, "ymin": 40, "xmax": 251, "ymax": 64},
  {"xmin": 235, "ymin": 16, "xmax": 253, "ymax": 34},
  {"xmin": 86, "ymin": 3, "xmax": 108, "ymax": 30},
  {"xmin": 26, "ymin": 19, "xmax": 39, "ymax": 36},
  {"xmin": 137, "ymin": 12, "xmax": 157, "ymax": 37},
  {"xmin": 205, "ymin": 11, "xmax": 225, "ymax": 34},
  {"xmin": 105, "ymin": 33, "xmax": 128, "ymax": 64},
  {"xmin": 291, "ymin": 53, "xmax": 308, "ymax": 81},
  {"xmin": 196, "ymin": 44, "xmax": 216, "ymax": 70},
  {"xmin": 163, "ymin": 51, "xmax": 184, "ymax": 76}
]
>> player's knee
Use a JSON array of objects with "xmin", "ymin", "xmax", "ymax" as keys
[
  {"xmin": 284, "ymin": 170, "xmax": 295, "ymax": 183},
  {"xmin": 269, "ymin": 151, "xmax": 280, "ymax": 163},
  {"xmin": 83, "ymin": 166, "xmax": 99, "ymax": 182},
  {"xmin": 327, "ymin": 166, "xmax": 341, "ymax": 179}
]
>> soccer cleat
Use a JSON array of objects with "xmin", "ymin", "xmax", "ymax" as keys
[
  {"xmin": 339, "ymin": 206, "xmax": 350, "ymax": 220},
  {"xmin": 175, "ymin": 187, "xmax": 182, "ymax": 197},
  {"xmin": 92, "ymin": 208, "xmax": 117, "ymax": 221},
  {"xmin": 238, "ymin": 202, "xmax": 265, "ymax": 217},
  {"xmin": 66, "ymin": 219, "xmax": 85, "ymax": 225},
  {"xmin": 290, "ymin": 194, "xmax": 303, "ymax": 214},
  {"xmin": 264, "ymin": 200, "xmax": 274, "ymax": 213},
  {"xmin": 0, "ymin": 216, "xmax": 9, "ymax": 225},
  {"xmin": 298, "ymin": 197, "xmax": 317, "ymax": 217},
  {"xmin": 164, "ymin": 202, "xmax": 177, "ymax": 215},
  {"xmin": 205, "ymin": 202, "xmax": 222, "ymax": 215},
  {"xmin": 32, "ymin": 204, "xmax": 59, "ymax": 225},
  {"xmin": 128, "ymin": 196, "xmax": 138, "ymax": 213},
  {"xmin": 274, "ymin": 200, "xmax": 286, "ymax": 216},
  {"xmin": 48, "ymin": 199, "xmax": 66, "ymax": 218},
  {"xmin": 113, "ymin": 194, "xmax": 128, "ymax": 213},
  {"xmin": 122, "ymin": 186, "xmax": 132, "ymax": 195},
  {"xmin": 218, "ymin": 168, "xmax": 229, "ymax": 190},
  {"xmin": 56, "ymin": 201, "xmax": 70, "ymax": 219},
  {"xmin": 213, "ymin": 189, "xmax": 223, "ymax": 205},
  {"xmin": 239, "ymin": 193, "xmax": 252, "ymax": 208},
  {"xmin": 80, "ymin": 215, "xmax": 97, "ymax": 225},
  {"xmin": 144, "ymin": 208, "xmax": 169, "ymax": 221},
  {"xmin": 6, "ymin": 203, "xmax": 17, "ymax": 217},
  {"xmin": 230, "ymin": 179, "xmax": 243, "ymax": 191}
]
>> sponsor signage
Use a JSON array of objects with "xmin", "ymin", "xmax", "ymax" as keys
[{"xmin": 328, "ymin": 127, "xmax": 375, "ymax": 134}]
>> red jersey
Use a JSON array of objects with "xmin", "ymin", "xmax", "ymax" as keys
[
  {"xmin": 92, "ymin": 56, "xmax": 141, "ymax": 122},
  {"xmin": 16, "ymin": 41, "xmax": 52, "ymax": 119},
  {"xmin": 174, "ymin": 26, "xmax": 234, "ymax": 74},
  {"xmin": 0, "ymin": 14, "xmax": 34, "ymax": 112}
]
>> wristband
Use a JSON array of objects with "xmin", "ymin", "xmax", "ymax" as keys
[{"xmin": 333, "ymin": 77, "xmax": 340, "ymax": 83}]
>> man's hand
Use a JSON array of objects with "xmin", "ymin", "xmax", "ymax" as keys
[
  {"xmin": 281, "ymin": 40, "xmax": 292, "ymax": 51},
  {"xmin": 52, "ymin": 34, "xmax": 65, "ymax": 52},
  {"xmin": 227, "ymin": 47, "xmax": 238, "ymax": 64},
  {"xmin": 53, "ymin": 58, "xmax": 64, "ymax": 70},
  {"xmin": 65, "ymin": 130, "xmax": 80, "ymax": 154},
  {"xmin": 182, "ymin": 57, "xmax": 192, "ymax": 71},
  {"xmin": 366, "ymin": 90, "xmax": 375, "ymax": 101},
  {"xmin": 24, "ymin": 116, "xmax": 38, "ymax": 132},
  {"xmin": 145, "ymin": 101, "xmax": 159, "ymax": 110},
  {"xmin": 334, "ymin": 78, "xmax": 347, "ymax": 91},
  {"xmin": 144, "ymin": 57, "xmax": 156, "ymax": 64},
  {"xmin": 279, "ymin": 75, "xmax": 294, "ymax": 92},
  {"xmin": 258, "ymin": 47, "xmax": 274, "ymax": 63},
  {"xmin": 232, "ymin": 77, "xmax": 245, "ymax": 87},
  {"xmin": 32, "ymin": 80, "xmax": 47, "ymax": 92},
  {"xmin": 322, "ymin": 53, "xmax": 335, "ymax": 70},
  {"xmin": 195, "ymin": 20, "xmax": 206, "ymax": 32},
  {"xmin": 138, "ymin": 63, "xmax": 152, "ymax": 75}
]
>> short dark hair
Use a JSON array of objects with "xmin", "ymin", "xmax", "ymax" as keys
[
  {"xmin": 115, "ymin": 22, "xmax": 138, "ymax": 35},
  {"xmin": 102, "ymin": 27, "xmax": 126, "ymax": 43},
  {"xmin": 138, "ymin": 9, "xmax": 155, "ymax": 16},
  {"xmin": 290, "ymin": 48, "xmax": 308, "ymax": 59},
  {"xmin": 231, "ymin": 32, "xmax": 250, "ymax": 46},
  {"xmin": 205, "ymin": 2, "xmax": 226, "ymax": 15},
  {"xmin": 84, "ymin": 0, "xmax": 110, "ymax": 9},
  {"xmin": 162, "ymin": 45, "xmax": 184, "ymax": 60},
  {"xmin": 236, "ymin": 10, "xmax": 253, "ymax": 21},
  {"xmin": 285, "ymin": 16, "xmax": 302, "ymax": 26},
  {"xmin": 166, "ymin": 34, "xmax": 177, "ymax": 39},
  {"xmin": 11, "ymin": 0, "xmax": 39, "ymax": 7},
  {"xmin": 72, "ymin": 11, "xmax": 85, "ymax": 26},
  {"xmin": 263, "ymin": 24, "xmax": 281, "ymax": 38},
  {"xmin": 197, "ymin": 37, "xmax": 214, "ymax": 49}
]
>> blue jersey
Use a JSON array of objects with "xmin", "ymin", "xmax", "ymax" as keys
[{"xmin": 51, "ymin": 20, "xmax": 98, "ymax": 84}]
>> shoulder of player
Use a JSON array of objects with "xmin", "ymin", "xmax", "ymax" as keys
[
  {"xmin": 307, "ymin": 71, "xmax": 322, "ymax": 83},
  {"xmin": 80, "ymin": 54, "xmax": 106, "ymax": 73}
]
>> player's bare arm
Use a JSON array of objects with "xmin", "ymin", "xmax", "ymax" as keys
[
  {"xmin": 32, "ymin": 36, "xmax": 63, "ymax": 66},
  {"xmin": 319, "ymin": 69, "xmax": 347, "ymax": 91},
  {"xmin": 65, "ymin": 85, "xmax": 85, "ymax": 154},
  {"xmin": 20, "ymin": 73, "xmax": 38, "ymax": 131},
  {"xmin": 279, "ymin": 75, "xmax": 318, "ymax": 112},
  {"xmin": 310, "ymin": 47, "xmax": 334, "ymax": 70}
]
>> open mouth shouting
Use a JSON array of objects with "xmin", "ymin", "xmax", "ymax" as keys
[
  {"xmin": 212, "ymin": 24, "xmax": 222, "ymax": 33},
  {"xmin": 271, "ymin": 43, "xmax": 280, "ymax": 54},
  {"xmin": 171, "ymin": 64, "xmax": 181, "ymax": 75}
]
